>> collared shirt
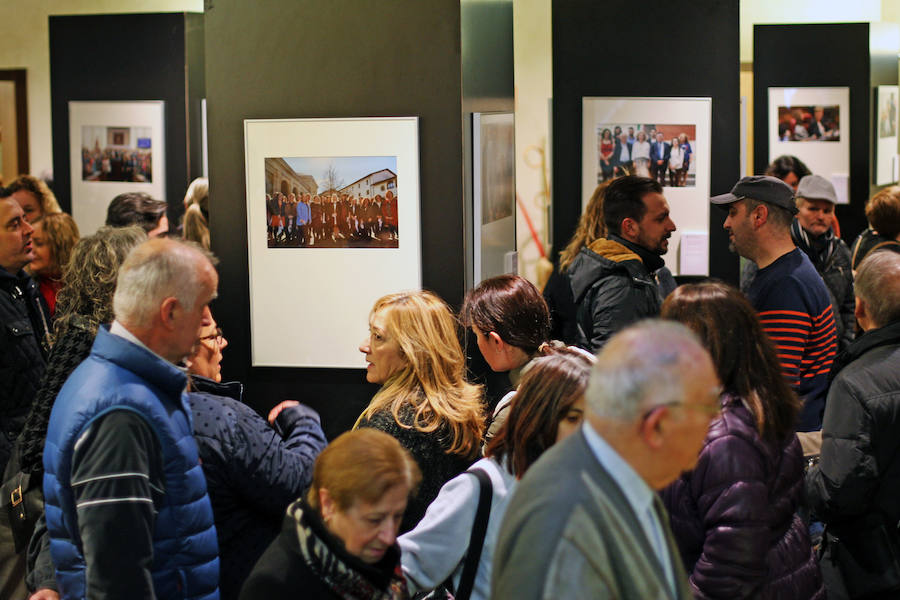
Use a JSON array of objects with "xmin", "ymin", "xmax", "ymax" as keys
[
  {"xmin": 618, "ymin": 142, "xmax": 630, "ymax": 162},
  {"xmin": 582, "ymin": 422, "xmax": 676, "ymax": 595},
  {"xmin": 110, "ymin": 320, "xmax": 188, "ymax": 376}
]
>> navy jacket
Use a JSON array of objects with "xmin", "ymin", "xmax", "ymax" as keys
[{"xmin": 187, "ymin": 376, "xmax": 326, "ymax": 600}]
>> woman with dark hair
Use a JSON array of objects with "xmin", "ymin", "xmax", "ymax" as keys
[
  {"xmin": 241, "ymin": 429, "xmax": 421, "ymax": 599},
  {"xmin": 678, "ymin": 133, "xmax": 692, "ymax": 187},
  {"xmin": 765, "ymin": 154, "xmax": 811, "ymax": 192},
  {"xmin": 460, "ymin": 274, "xmax": 561, "ymax": 442},
  {"xmin": 399, "ymin": 350, "xmax": 592, "ymax": 600},
  {"xmin": 667, "ymin": 137, "xmax": 683, "ymax": 187},
  {"xmin": 599, "ymin": 128, "xmax": 615, "ymax": 181},
  {"xmin": 660, "ymin": 282, "xmax": 824, "ymax": 599},
  {"xmin": 356, "ymin": 290, "xmax": 485, "ymax": 532},
  {"xmin": 27, "ymin": 212, "xmax": 80, "ymax": 316}
]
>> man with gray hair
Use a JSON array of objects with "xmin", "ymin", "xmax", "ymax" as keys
[
  {"xmin": 492, "ymin": 320, "xmax": 719, "ymax": 599},
  {"xmin": 806, "ymin": 250, "xmax": 900, "ymax": 599},
  {"xmin": 712, "ymin": 175, "xmax": 836, "ymax": 431},
  {"xmin": 43, "ymin": 238, "xmax": 220, "ymax": 599}
]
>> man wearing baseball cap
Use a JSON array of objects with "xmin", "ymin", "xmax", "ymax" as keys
[{"xmin": 712, "ymin": 175, "xmax": 836, "ymax": 431}]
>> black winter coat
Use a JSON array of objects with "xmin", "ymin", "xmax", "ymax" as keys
[
  {"xmin": 662, "ymin": 395, "xmax": 824, "ymax": 599},
  {"xmin": 568, "ymin": 236, "xmax": 661, "ymax": 352},
  {"xmin": 806, "ymin": 320, "xmax": 900, "ymax": 526},
  {"xmin": 188, "ymin": 376, "xmax": 327, "ymax": 600},
  {"xmin": 0, "ymin": 267, "xmax": 51, "ymax": 474}
]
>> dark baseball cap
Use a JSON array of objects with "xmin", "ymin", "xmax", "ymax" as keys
[{"xmin": 710, "ymin": 175, "xmax": 798, "ymax": 214}]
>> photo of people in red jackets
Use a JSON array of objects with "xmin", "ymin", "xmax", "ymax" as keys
[{"xmin": 264, "ymin": 156, "xmax": 398, "ymax": 249}]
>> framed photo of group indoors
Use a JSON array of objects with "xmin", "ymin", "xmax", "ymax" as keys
[
  {"xmin": 68, "ymin": 100, "xmax": 166, "ymax": 235},
  {"xmin": 581, "ymin": 96, "xmax": 712, "ymax": 276},
  {"xmin": 244, "ymin": 116, "xmax": 421, "ymax": 369},
  {"xmin": 768, "ymin": 87, "xmax": 851, "ymax": 203}
]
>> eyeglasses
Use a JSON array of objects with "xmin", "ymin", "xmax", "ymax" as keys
[
  {"xmin": 198, "ymin": 327, "xmax": 224, "ymax": 347},
  {"xmin": 640, "ymin": 385, "xmax": 723, "ymax": 422}
]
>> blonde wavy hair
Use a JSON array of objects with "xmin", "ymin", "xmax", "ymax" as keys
[
  {"xmin": 559, "ymin": 181, "xmax": 609, "ymax": 272},
  {"xmin": 357, "ymin": 290, "xmax": 484, "ymax": 458}
]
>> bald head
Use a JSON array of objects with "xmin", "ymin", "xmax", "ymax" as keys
[
  {"xmin": 586, "ymin": 320, "xmax": 712, "ymax": 421},
  {"xmin": 855, "ymin": 251, "xmax": 900, "ymax": 329}
]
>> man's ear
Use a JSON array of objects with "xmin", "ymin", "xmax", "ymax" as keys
[
  {"xmin": 855, "ymin": 296, "xmax": 869, "ymax": 327},
  {"xmin": 638, "ymin": 405, "xmax": 667, "ymax": 450},
  {"xmin": 159, "ymin": 296, "xmax": 179, "ymax": 331},
  {"xmin": 621, "ymin": 217, "xmax": 638, "ymax": 239},
  {"xmin": 752, "ymin": 203, "xmax": 768, "ymax": 228}
]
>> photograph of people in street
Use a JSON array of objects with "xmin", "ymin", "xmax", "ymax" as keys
[{"xmin": 264, "ymin": 156, "xmax": 398, "ymax": 249}]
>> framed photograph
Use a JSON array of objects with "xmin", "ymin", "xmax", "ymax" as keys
[
  {"xmin": 264, "ymin": 156, "xmax": 398, "ymax": 249},
  {"xmin": 875, "ymin": 85, "xmax": 899, "ymax": 186},
  {"xmin": 244, "ymin": 117, "xmax": 421, "ymax": 368},
  {"xmin": 473, "ymin": 112, "xmax": 515, "ymax": 284},
  {"xmin": 582, "ymin": 97, "xmax": 712, "ymax": 275},
  {"xmin": 768, "ymin": 87, "xmax": 850, "ymax": 203},
  {"xmin": 69, "ymin": 101, "xmax": 166, "ymax": 234}
]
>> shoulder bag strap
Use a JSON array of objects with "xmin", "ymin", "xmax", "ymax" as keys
[{"xmin": 453, "ymin": 468, "xmax": 493, "ymax": 600}]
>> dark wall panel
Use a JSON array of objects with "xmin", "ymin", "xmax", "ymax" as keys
[
  {"xmin": 753, "ymin": 23, "xmax": 871, "ymax": 244},
  {"xmin": 551, "ymin": 0, "xmax": 741, "ymax": 284},
  {"xmin": 49, "ymin": 13, "xmax": 201, "ymax": 229},
  {"xmin": 204, "ymin": 0, "xmax": 466, "ymax": 437}
]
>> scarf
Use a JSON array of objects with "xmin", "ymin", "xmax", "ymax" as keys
[
  {"xmin": 791, "ymin": 219, "xmax": 835, "ymax": 269},
  {"xmin": 290, "ymin": 500, "xmax": 410, "ymax": 600}
]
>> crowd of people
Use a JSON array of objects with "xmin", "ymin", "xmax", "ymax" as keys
[
  {"xmin": 778, "ymin": 106, "xmax": 841, "ymax": 142},
  {"xmin": 0, "ymin": 155, "xmax": 900, "ymax": 600},
  {"xmin": 81, "ymin": 148, "xmax": 153, "ymax": 182},
  {"xmin": 599, "ymin": 126, "xmax": 694, "ymax": 187},
  {"xmin": 265, "ymin": 190, "xmax": 398, "ymax": 248}
]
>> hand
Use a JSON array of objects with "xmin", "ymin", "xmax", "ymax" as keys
[
  {"xmin": 29, "ymin": 589, "xmax": 60, "ymax": 600},
  {"xmin": 268, "ymin": 400, "xmax": 300, "ymax": 424}
]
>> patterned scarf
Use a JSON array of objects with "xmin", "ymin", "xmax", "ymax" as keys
[
  {"xmin": 289, "ymin": 500, "xmax": 410, "ymax": 600},
  {"xmin": 791, "ymin": 218, "xmax": 835, "ymax": 269}
]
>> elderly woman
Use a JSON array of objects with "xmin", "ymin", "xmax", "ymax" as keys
[
  {"xmin": 240, "ymin": 429, "xmax": 420, "ymax": 599},
  {"xmin": 185, "ymin": 313, "xmax": 326, "ymax": 600},
  {"xmin": 660, "ymin": 282, "xmax": 824, "ymax": 599},
  {"xmin": 27, "ymin": 212, "xmax": 80, "ymax": 316},
  {"xmin": 399, "ymin": 350, "xmax": 592, "ymax": 600},
  {"xmin": 5, "ymin": 175, "xmax": 61, "ymax": 223},
  {"xmin": 356, "ymin": 290, "xmax": 484, "ymax": 532}
]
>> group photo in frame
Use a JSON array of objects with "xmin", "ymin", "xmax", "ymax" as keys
[
  {"xmin": 875, "ymin": 85, "xmax": 899, "ymax": 186},
  {"xmin": 582, "ymin": 96, "xmax": 712, "ymax": 276},
  {"xmin": 264, "ymin": 156, "xmax": 399, "ymax": 249},
  {"xmin": 768, "ymin": 87, "xmax": 851, "ymax": 203},
  {"xmin": 68, "ymin": 100, "xmax": 166, "ymax": 234},
  {"xmin": 244, "ymin": 117, "xmax": 421, "ymax": 369}
]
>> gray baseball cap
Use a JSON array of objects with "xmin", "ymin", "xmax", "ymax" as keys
[
  {"xmin": 796, "ymin": 174, "xmax": 837, "ymax": 204},
  {"xmin": 710, "ymin": 175, "xmax": 798, "ymax": 214}
]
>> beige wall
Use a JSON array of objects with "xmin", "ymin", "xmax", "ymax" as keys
[
  {"xmin": 513, "ymin": 0, "xmax": 552, "ymax": 286},
  {"xmin": 0, "ymin": 0, "xmax": 202, "ymax": 180}
]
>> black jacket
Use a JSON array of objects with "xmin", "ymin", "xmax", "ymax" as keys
[
  {"xmin": 0, "ymin": 267, "xmax": 51, "ymax": 474},
  {"xmin": 806, "ymin": 320, "xmax": 900, "ymax": 526},
  {"xmin": 568, "ymin": 235, "xmax": 662, "ymax": 352},
  {"xmin": 187, "ymin": 376, "xmax": 327, "ymax": 600}
]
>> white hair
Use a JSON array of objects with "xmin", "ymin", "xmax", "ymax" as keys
[
  {"xmin": 586, "ymin": 320, "xmax": 707, "ymax": 421},
  {"xmin": 112, "ymin": 238, "xmax": 215, "ymax": 328},
  {"xmin": 855, "ymin": 250, "xmax": 900, "ymax": 328}
]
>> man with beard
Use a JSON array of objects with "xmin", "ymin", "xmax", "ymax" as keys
[
  {"xmin": 567, "ymin": 175, "xmax": 676, "ymax": 351},
  {"xmin": 713, "ymin": 175, "xmax": 836, "ymax": 432}
]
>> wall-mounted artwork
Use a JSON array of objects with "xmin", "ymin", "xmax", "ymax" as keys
[
  {"xmin": 0, "ymin": 69, "xmax": 29, "ymax": 185},
  {"xmin": 473, "ymin": 112, "xmax": 515, "ymax": 284},
  {"xmin": 264, "ymin": 156, "xmax": 398, "ymax": 249},
  {"xmin": 582, "ymin": 97, "xmax": 712, "ymax": 275},
  {"xmin": 244, "ymin": 117, "xmax": 421, "ymax": 368},
  {"xmin": 69, "ymin": 101, "xmax": 166, "ymax": 234},
  {"xmin": 875, "ymin": 85, "xmax": 899, "ymax": 186},
  {"xmin": 768, "ymin": 87, "xmax": 850, "ymax": 203}
]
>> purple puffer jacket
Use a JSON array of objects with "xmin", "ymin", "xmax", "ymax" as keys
[{"xmin": 660, "ymin": 394, "xmax": 824, "ymax": 599}]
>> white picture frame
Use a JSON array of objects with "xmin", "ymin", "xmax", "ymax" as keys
[
  {"xmin": 473, "ymin": 112, "xmax": 516, "ymax": 284},
  {"xmin": 243, "ymin": 117, "xmax": 421, "ymax": 368},
  {"xmin": 69, "ymin": 100, "xmax": 166, "ymax": 235},
  {"xmin": 875, "ymin": 85, "xmax": 899, "ymax": 186},
  {"xmin": 768, "ymin": 86, "xmax": 850, "ymax": 203},
  {"xmin": 581, "ymin": 96, "xmax": 712, "ymax": 276}
]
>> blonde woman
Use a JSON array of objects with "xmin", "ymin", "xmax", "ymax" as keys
[{"xmin": 357, "ymin": 290, "xmax": 484, "ymax": 532}]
